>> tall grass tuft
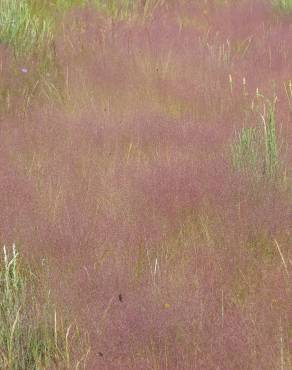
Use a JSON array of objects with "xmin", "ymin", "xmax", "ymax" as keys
[
  {"xmin": 261, "ymin": 99, "xmax": 279, "ymax": 178},
  {"xmin": 0, "ymin": 0, "xmax": 54, "ymax": 57},
  {"xmin": 91, "ymin": 0, "xmax": 164, "ymax": 19},
  {"xmin": 0, "ymin": 243, "xmax": 87, "ymax": 370},
  {"xmin": 231, "ymin": 97, "xmax": 281, "ymax": 180},
  {"xmin": 272, "ymin": 0, "xmax": 292, "ymax": 13},
  {"xmin": 231, "ymin": 126, "xmax": 259, "ymax": 173},
  {"xmin": 0, "ymin": 0, "xmax": 64, "ymax": 113}
]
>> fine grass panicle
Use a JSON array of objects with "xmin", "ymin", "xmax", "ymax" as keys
[
  {"xmin": 0, "ymin": 1, "xmax": 291, "ymax": 368},
  {"xmin": 0, "ymin": 244, "xmax": 87, "ymax": 370}
]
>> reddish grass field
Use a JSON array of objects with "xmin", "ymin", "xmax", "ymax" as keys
[{"xmin": 0, "ymin": 0, "xmax": 291, "ymax": 369}]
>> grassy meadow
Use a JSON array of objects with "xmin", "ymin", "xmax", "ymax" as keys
[{"xmin": 0, "ymin": 0, "xmax": 291, "ymax": 369}]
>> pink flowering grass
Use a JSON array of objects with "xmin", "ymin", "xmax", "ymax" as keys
[{"xmin": 0, "ymin": 1, "xmax": 291, "ymax": 369}]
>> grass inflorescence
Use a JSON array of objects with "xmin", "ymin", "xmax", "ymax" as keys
[{"xmin": 0, "ymin": 0, "xmax": 291, "ymax": 369}]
